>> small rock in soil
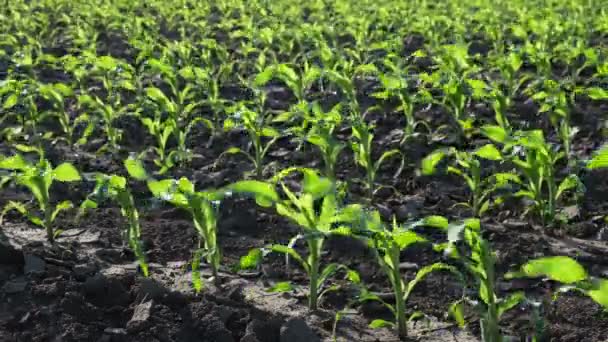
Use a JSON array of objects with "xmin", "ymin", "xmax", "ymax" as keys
[
  {"xmin": 398, "ymin": 262, "xmax": 419, "ymax": 271},
  {"xmin": 2, "ymin": 278, "xmax": 27, "ymax": 294},
  {"xmin": 24, "ymin": 254, "xmax": 46, "ymax": 275},
  {"xmin": 597, "ymin": 227, "xmax": 608, "ymax": 241},
  {"xmin": 503, "ymin": 219, "xmax": 529, "ymax": 230},
  {"xmin": 127, "ymin": 300, "xmax": 154, "ymax": 333},
  {"xmin": 280, "ymin": 317, "xmax": 320, "ymax": 342},
  {"xmin": 103, "ymin": 327, "xmax": 127, "ymax": 335},
  {"xmin": 73, "ymin": 263, "xmax": 98, "ymax": 280}
]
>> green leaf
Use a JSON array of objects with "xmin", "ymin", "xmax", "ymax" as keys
[
  {"xmin": 374, "ymin": 149, "xmax": 402, "ymax": 175},
  {"xmin": 587, "ymin": 279, "xmax": 608, "ymax": 309},
  {"xmin": 318, "ymin": 263, "xmax": 339, "ymax": 289},
  {"xmin": 474, "ymin": 144, "xmax": 502, "ymax": 161},
  {"xmin": 109, "ymin": 175, "xmax": 127, "ymax": 190},
  {"xmin": 404, "ymin": 263, "xmax": 457, "ymax": 301},
  {"xmin": 124, "ymin": 158, "xmax": 148, "ymax": 181},
  {"xmin": 480, "ymin": 125, "xmax": 508, "ymax": 143},
  {"xmin": 261, "ymin": 127, "xmax": 280, "ymax": 137},
  {"xmin": 254, "ymin": 66, "xmax": 275, "ymax": 87},
  {"xmin": 239, "ymin": 248, "xmax": 263, "ymax": 270},
  {"xmin": 587, "ymin": 146, "xmax": 608, "ymax": 169},
  {"xmin": 449, "ymin": 301, "xmax": 466, "ymax": 328},
  {"xmin": 1, "ymin": 201, "xmax": 43, "ymax": 227},
  {"xmin": 497, "ymin": 292, "xmax": 525, "ymax": 318},
  {"xmin": 225, "ymin": 147, "xmax": 243, "ymax": 154},
  {"xmin": 51, "ymin": 200, "xmax": 73, "ymax": 222},
  {"xmin": 147, "ymin": 179, "xmax": 176, "ymax": 198},
  {"xmin": 512, "ymin": 256, "xmax": 587, "ymax": 284},
  {"xmin": 3, "ymin": 93, "xmax": 18, "ymax": 109},
  {"xmin": 228, "ymin": 180, "xmax": 279, "ymax": 207},
  {"xmin": 347, "ymin": 269, "xmax": 361, "ymax": 284},
  {"xmin": 302, "ymin": 169, "xmax": 333, "ymax": 199},
  {"xmin": 177, "ymin": 177, "xmax": 194, "ymax": 194},
  {"xmin": 96, "ymin": 55, "xmax": 118, "ymax": 70},
  {"xmin": 556, "ymin": 175, "xmax": 581, "ymax": 199},
  {"xmin": 369, "ymin": 319, "xmax": 395, "ymax": 329},
  {"xmin": 0, "ymin": 154, "xmax": 29, "ymax": 170},
  {"xmin": 267, "ymin": 281, "xmax": 294, "ymax": 293},
  {"xmin": 271, "ymin": 244, "xmax": 308, "ymax": 272},
  {"xmin": 587, "ymin": 87, "xmax": 608, "ymax": 100},
  {"xmin": 419, "ymin": 215, "xmax": 449, "ymax": 230},
  {"xmin": 80, "ymin": 199, "xmax": 98, "ymax": 210},
  {"xmin": 146, "ymin": 87, "xmax": 174, "ymax": 112},
  {"xmin": 53, "ymin": 163, "xmax": 81, "ymax": 182},
  {"xmin": 421, "ymin": 150, "xmax": 446, "ymax": 175},
  {"xmin": 393, "ymin": 230, "xmax": 427, "ymax": 250}
]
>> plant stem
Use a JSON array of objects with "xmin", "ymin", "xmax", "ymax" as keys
[
  {"xmin": 546, "ymin": 168, "xmax": 556, "ymax": 226},
  {"xmin": 44, "ymin": 205, "xmax": 54, "ymax": 243},
  {"xmin": 307, "ymin": 238, "xmax": 321, "ymax": 311},
  {"xmin": 391, "ymin": 246, "xmax": 407, "ymax": 339}
]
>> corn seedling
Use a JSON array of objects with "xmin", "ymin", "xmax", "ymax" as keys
[
  {"xmin": 222, "ymin": 104, "xmax": 280, "ymax": 179},
  {"xmin": 351, "ymin": 121, "xmax": 403, "ymax": 201},
  {"xmin": 81, "ymin": 173, "xmax": 149, "ymax": 277},
  {"xmin": 355, "ymin": 212, "xmax": 459, "ymax": 339},
  {"xmin": 0, "ymin": 150, "xmax": 81, "ymax": 243},
  {"xmin": 265, "ymin": 168, "xmax": 364, "ymax": 310},
  {"xmin": 421, "ymin": 144, "xmax": 517, "ymax": 217},
  {"xmin": 305, "ymin": 103, "xmax": 345, "ymax": 180},
  {"xmin": 440, "ymin": 218, "xmax": 527, "ymax": 342}
]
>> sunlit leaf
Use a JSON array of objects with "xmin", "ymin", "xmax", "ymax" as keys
[
  {"xmin": 53, "ymin": 163, "xmax": 81, "ymax": 182},
  {"xmin": 124, "ymin": 158, "xmax": 148, "ymax": 181}
]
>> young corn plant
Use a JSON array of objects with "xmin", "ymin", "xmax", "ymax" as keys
[
  {"xmin": 79, "ymin": 55, "xmax": 137, "ymax": 152},
  {"xmin": 258, "ymin": 62, "xmax": 320, "ymax": 127},
  {"xmin": 125, "ymin": 157, "xmax": 222, "ymax": 289},
  {"xmin": 351, "ymin": 121, "xmax": 404, "ymax": 201},
  {"xmin": 222, "ymin": 104, "xmax": 280, "ymax": 179},
  {"xmin": 38, "ymin": 82, "xmax": 87, "ymax": 145},
  {"xmin": 514, "ymin": 130, "xmax": 581, "ymax": 226},
  {"xmin": 355, "ymin": 212, "xmax": 458, "ymax": 339},
  {"xmin": 139, "ymin": 114, "xmax": 177, "ymax": 175},
  {"xmin": 305, "ymin": 103, "xmax": 345, "ymax": 180},
  {"xmin": 0, "ymin": 79, "xmax": 44, "ymax": 145},
  {"xmin": 266, "ymin": 168, "xmax": 364, "ymax": 311},
  {"xmin": 81, "ymin": 173, "xmax": 148, "ymax": 277},
  {"xmin": 529, "ymin": 80, "xmax": 577, "ymax": 159},
  {"xmin": 482, "ymin": 128, "xmax": 584, "ymax": 226},
  {"xmin": 0, "ymin": 151, "xmax": 81, "ymax": 243},
  {"xmin": 421, "ymin": 144, "xmax": 517, "ymax": 217},
  {"xmin": 370, "ymin": 62, "xmax": 429, "ymax": 144},
  {"xmin": 125, "ymin": 158, "xmax": 276, "ymax": 290},
  {"xmin": 441, "ymin": 218, "xmax": 527, "ymax": 342},
  {"xmin": 430, "ymin": 44, "xmax": 482, "ymax": 141},
  {"xmin": 254, "ymin": 62, "xmax": 321, "ymax": 121}
]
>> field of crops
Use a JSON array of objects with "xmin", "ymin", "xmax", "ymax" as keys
[{"xmin": 1, "ymin": 0, "xmax": 608, "ymax": 341}]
